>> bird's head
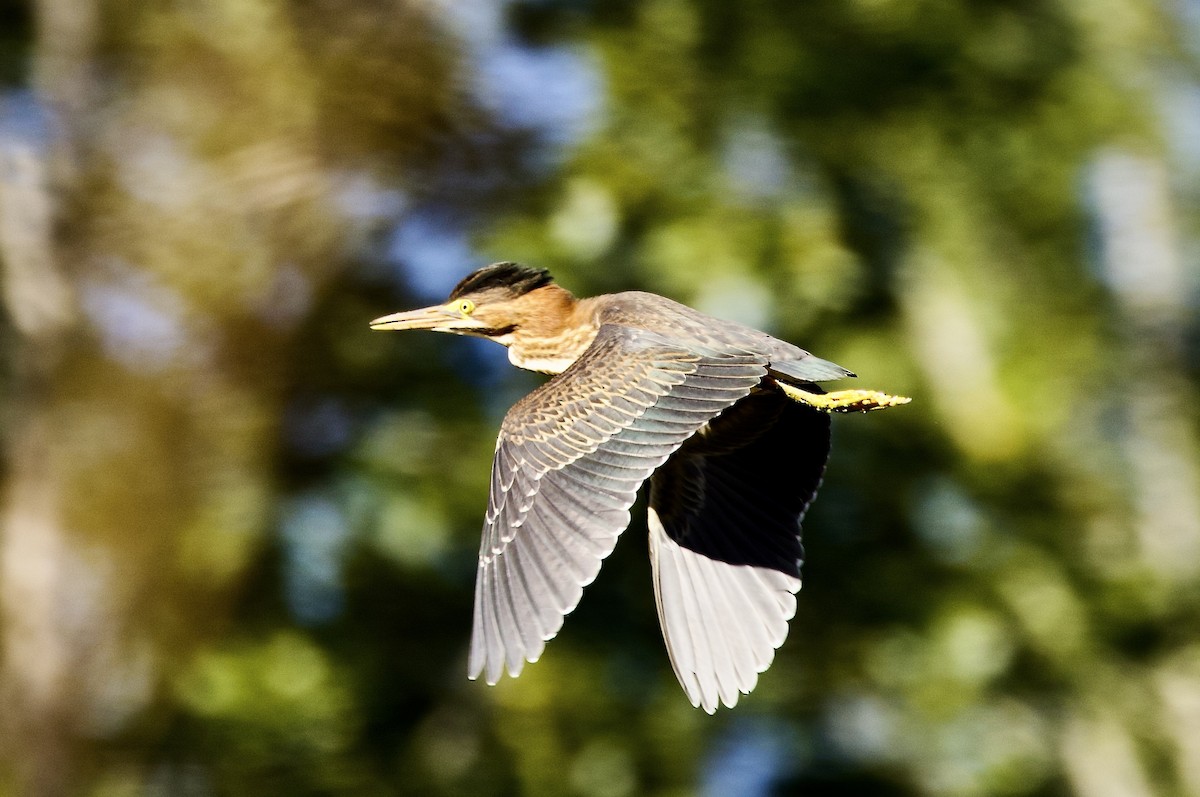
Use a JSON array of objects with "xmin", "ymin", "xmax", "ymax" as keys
[{"xmin": 370, "ymin": 262, "xmax": 572, "ymax": 345}]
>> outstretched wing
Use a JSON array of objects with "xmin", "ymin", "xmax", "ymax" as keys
[
  {"xmin": 469, "ymin": 325, "xmax": 768, "ymax": 685},
  {"xmin": 648, "ymin": 390, "xmax": 831, "ymax": 712}
]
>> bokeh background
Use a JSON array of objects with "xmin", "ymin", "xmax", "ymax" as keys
[{"xmin": 1, "ymin": 0, "xmax": 1199, "ymax": 795}]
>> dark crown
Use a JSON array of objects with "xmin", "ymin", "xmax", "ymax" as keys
[{"xmin": 448, "ymin": 262, "xmax": 554, "ymax": 300}]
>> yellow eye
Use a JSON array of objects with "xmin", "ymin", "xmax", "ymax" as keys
[{"xmin": 456, "ymin": 299, "xmax": 476, "ymax": 315}]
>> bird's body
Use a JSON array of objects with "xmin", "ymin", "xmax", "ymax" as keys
[{"xmin": 371, "ymin": 263, "xmax": 908, "ymax": 712}]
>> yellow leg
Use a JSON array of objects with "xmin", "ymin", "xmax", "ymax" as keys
[{"xmin": 778, "ymin": 382, "xmax": 912, "ymax": 413}]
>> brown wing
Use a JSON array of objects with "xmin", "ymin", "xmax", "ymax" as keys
[
  {"xmin": 648, "ymin": 390, "xmax": 831, "ymax": 712},
  {"xmin": 468, "ymin": 325, "xmax": 769, "ymax": 685}
]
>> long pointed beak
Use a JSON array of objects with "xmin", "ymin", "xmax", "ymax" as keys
[{"xmin": 369, "ymin": 305, "xmax": 459, "ymax": 331}]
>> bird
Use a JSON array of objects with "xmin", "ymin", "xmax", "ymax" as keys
[{"xmin": 371, "ymin": 262, "xmax": 908, "ymax": 712}]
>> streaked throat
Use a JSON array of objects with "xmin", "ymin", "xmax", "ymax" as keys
[{"xmin": 507, "ymin": 325, "xmax": 599, "ymax": 375}]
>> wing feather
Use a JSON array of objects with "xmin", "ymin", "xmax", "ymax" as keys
[
  {"xmin": 648, "ymin": 391, "xmax": 831, "ymax": 711},
  {"xmin": 468, "ymin": 324, "xmax": 767, "ymax": 683}
]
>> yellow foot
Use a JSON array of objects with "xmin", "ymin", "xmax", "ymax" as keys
[{"xmin": 778, "ymin": 383, "xmax": 912, "ymax": 413}]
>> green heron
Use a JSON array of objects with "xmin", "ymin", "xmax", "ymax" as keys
[{"xmin": 371, "ymin": 262, "xmax": 908, "ymax": 712}]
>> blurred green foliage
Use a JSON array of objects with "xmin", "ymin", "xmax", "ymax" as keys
[{"xmin": 0, "ymin": 0, "xmax": 1198, "ymax": 795}]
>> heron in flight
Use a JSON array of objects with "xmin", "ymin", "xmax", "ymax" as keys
[{"xmin": 371, "ymin": 262, "xmax": 908, "ymax": 712}]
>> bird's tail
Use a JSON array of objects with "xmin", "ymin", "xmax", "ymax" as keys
[{"xmin": 768, "ymin": 355, "xmax": 854, "ymax": 384}]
